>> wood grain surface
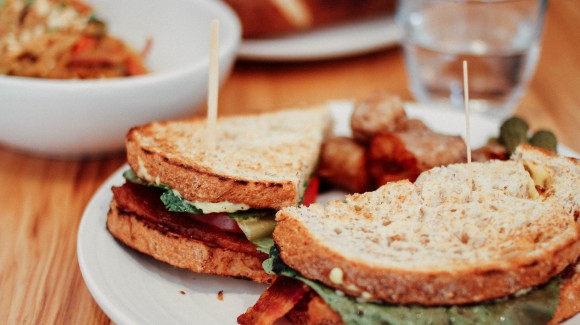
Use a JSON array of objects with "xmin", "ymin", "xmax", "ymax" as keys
[{"xmin": 0, "ymin": 0, "xmax": 578, "ymax": 323}]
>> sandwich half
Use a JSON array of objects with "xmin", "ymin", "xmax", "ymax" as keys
[
  {"xmin": 106, "ymin": 105, "xmax": 331, "ymax": 284},
  {"xmin": 242, "ymin": 145, "xmax": 580, "ymax": 323}
]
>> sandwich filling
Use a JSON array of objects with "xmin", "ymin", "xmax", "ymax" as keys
[
  {"xmin": 258, "ymin": 244, "xmax": 564, "ymax": 325},
  {"xmin": 111, "ymin": 182, "xmax": 262, "ymax": 257},
  {"xmin": 121, "ymin": 168, "xmax": 318, "ymax": 252}
]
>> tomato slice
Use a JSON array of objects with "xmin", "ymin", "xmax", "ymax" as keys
[
  {"xmin": 187, "ymin": 178, "xmax": 319, "ymax": 234},
  {"xmin": 188, "ymin": 212, "xmax": 243, "ymax": 233},
  {"xmin": 302, "ymin": 177, "xmax": 319, "ymax": 207}
]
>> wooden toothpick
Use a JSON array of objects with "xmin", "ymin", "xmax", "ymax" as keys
[
  {"xmin": 206, "ymin": 19, "xmax": 220, "ymax": 151},
  {"xmin": 463, "ymin": 60, "xmax": 473, "ymax": 190}
]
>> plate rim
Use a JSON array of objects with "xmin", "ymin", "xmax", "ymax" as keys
[{"xmin": 237, "ymin": 15, "xmax": 401, "ymax": 62}]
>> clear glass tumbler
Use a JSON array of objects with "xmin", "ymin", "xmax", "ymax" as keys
[{"xmin": 398, "ymin": 0, "xmax": 548, "ymax": 118}]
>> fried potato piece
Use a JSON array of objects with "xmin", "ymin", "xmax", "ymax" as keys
[
  {"xmin": 351, "ymin": 93, "xmax": 407, "ymax": 143},
  {"xmin": 368, "ymin": 128, "xmax": 467, "ymax": 185},
  {"xmin": 317, "ymin": 137, "xmax": 371, "ymax": 193}
]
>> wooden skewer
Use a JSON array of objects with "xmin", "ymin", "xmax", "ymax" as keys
[
  {"xmin": 206, "ymin": 19, "xmax": 220, "ymax": 151},
  {"xmin": 463, "ymin": 60, "xmax": 473, "ymax": 191}
]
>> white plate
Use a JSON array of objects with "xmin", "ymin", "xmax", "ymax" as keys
[
  {"xmin": 237, "ymin": 15, "xmax": 401, "ymax": 62},
  {"xmin": 78, "ymin": 102, "xmax": 579, "ymax": 325}
]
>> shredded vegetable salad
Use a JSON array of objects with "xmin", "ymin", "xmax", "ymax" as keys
[{"xmin": 0, "ymin": 0, "xmax": 148, "ymax": 79}]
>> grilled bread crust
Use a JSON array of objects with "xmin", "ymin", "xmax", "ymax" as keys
[
  {"xmin": 107, "ymin": 200, "xmax": 275, "ymax": 284},
  {"xmin": 222, "ymin": 0, "xmax": 397, "ymax": 38},
  {"xmin": 274, "ymin": 145, "xmax": 580, "ymax": 306},
  {"xmin": 125, "ymin": 143, "xmax": 298, "ymax": 210},
  {"xmin": 125, "ymin": 106, "xmax": 331, "ymax": 210}
]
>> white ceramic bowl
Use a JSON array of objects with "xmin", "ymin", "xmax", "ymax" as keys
[{"xmin": 0, "ymin": 0, "xmax": 240, "ymax": 158}]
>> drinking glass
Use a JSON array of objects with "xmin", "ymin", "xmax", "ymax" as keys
[{"xmin": 398, "ymin": 0, "xmax": 548, "ymax": 118}]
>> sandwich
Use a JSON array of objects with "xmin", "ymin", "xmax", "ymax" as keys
[
  {"xmin": 240, "ymin": 144, "xmax": 580, "ymax": 324},
  {"xmin": 106, "ymin": 105, "xmax": 331, "ymax": 284}
]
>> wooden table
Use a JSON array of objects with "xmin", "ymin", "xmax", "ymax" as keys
[{"xmin": 1, "ymin": 0, "xmax": 578, "ymax": 323}]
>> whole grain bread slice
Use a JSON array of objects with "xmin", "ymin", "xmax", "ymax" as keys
[
  {"xmin": 107, "ymin": 200, "xmax": 276, "ymax": 284},
  {"xmin": 126, "ymin": 106, "xmax": 331, "ymax": 210},
  {"xmin": 274, "ymin": 145, "xmax": 580, "ymax": 305}
]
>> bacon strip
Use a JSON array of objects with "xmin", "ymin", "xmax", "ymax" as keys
[
  {"xmin": 112, "ymin": 182, "xmax": 264, "ymax": 257},
  {"xmin": 238, "ymin": 277, "xmax": 309, "ymax": 325},
  {"xmin": 287, "ymin": 292, "xmax": 343, "ymax": 325}
]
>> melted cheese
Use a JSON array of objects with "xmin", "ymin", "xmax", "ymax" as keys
[
  {"xmin": 189, "ymin": 200, "xmax": 251, "ymax": 214},
  {"xmin": 169, "ymin": 188, "xmax": 251, "ymax": 213},
  {"xmin": 524, "ymin": 160, "xmax": 553, "ymax": 199},
  {"xmin": 525, "ymin": 160, "xmax": 552, "ymax": 188}
]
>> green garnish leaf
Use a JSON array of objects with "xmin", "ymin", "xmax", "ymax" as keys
[
  {"xmin": 253, "ymin": 237, "xmax": 275, "ymax": 254},
  {"xmin": 529, "ymin": 130, "xmax": 558, "ymax": 153},
  {"xmin": 122, "ymin": 168, "xmax": 146, "ymax": 184},
  {"xmin": 159, "ymin": 189, "xmax": 203, "ymax": 214},
  {"xmin": 265, "ymin": 246, "xmax": 561, "ymax": 325},
  {"xmin": 499, "ymin": 116, "xmax": 529, "ymax": 154},
  {"xmin": 123, "ymin": 168, "xmax": 202, "ymax": 214},
  {"xmin": 496, "ymin": 117, "xmax": 558, "ymax": 154}
]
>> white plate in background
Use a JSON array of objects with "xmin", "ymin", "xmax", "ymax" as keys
[{"xmin": 238, "ymin": 16, "xmax": 401, "ymax": 62}]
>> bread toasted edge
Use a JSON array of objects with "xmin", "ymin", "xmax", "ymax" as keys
[
  {"xmin": 273, "ymin": 206, "xmax": 580, "ymax": 306},
  {"xmin": 106, "ymin": 199, "xmax": 275, "ymax": 284},
  {"xmin": 125, "ymin": 138, "xmax": 299, "ymax": 210},
  {"xmin": 125, "ymin": 107, "xmax": 331, "ymax": 211}
]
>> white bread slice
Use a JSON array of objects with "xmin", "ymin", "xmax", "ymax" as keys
[
  {"xmin": 274, "ymin": 145, "xmax": 580, "ymax": 305},
  {"xmin": 126, "ymin": 106, "xmax": 331, "ymax": 210}
]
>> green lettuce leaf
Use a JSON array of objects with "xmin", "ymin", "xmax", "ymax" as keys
[
  {"xmin": 124, "ymin": 169, "xmax": 203, "ymax": 214},
  {"xmin": 123, "ymin": 169, "xmax": 147, "ymax": 184},
  {"xmin": 158, "ymin": 189, "xmax": 203, "ymax": 214},
  {"xmin": 123, "ymin": 169, "xmax": 275, "ymax": 242},
  {"xmin": 264, "ymin": 245, "xmax": 560, "ymax": 325}
]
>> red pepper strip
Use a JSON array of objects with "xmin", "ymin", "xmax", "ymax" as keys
[
  {"xmin": 71, "ymin": 36, "xmax": 97, "ymax": 56},
  {"xmin": 237, "ymin": 277, "xmax": 309, "ymax": 325},
  {"xmin": 302, "ymin": 177, "xmax": 319, "ymax": 207}
]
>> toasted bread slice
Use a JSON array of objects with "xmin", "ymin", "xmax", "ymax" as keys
[
  {"xmin": 107, "ymin": 199, "xmax": 276, "ymax": 284},
  {"xmin": 107, "ymin": 182, "xmax": 276, "ymax": 283},
  {"xmin": 274, "ymin": 145, "xmax": 580, "ymax": 305},
  {"xmin": 126, "ymin": 106, "xmax": 331, "ymax": 210}
]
